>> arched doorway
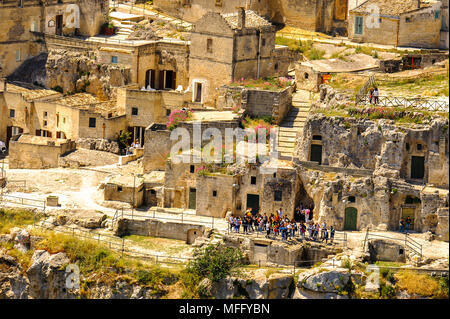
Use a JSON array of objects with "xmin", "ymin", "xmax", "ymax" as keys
[{"xmin": 344, "ymin": 207, "xmax": 357, "ymax": 230}]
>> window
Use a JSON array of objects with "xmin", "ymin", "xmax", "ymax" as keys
[
  {"xmin": 273, "ymin": 173, "xmax": 276, "ymax": 178},
  {"xmin": 312, "ymin": 135, "xmax": 322, "ymax": 141},
  {"xmin": 417, "ymin": 143, "xmax": 422, "ymax": 151},
  {"xmin": 166, "ymin": 109, "xmax": 171, "ymax": 116},
  {"xmin": 43, "ymin": 120, "xmax": 47, "ymax": 127},
  {"xmin": 207, "ymin": 38, "xmax": 213, "ymax": 53},
  {"xmin": 43, "ymin": 111, "xmax": 48, "ymax": 118},
  {"xmin": 435, "ymin": 10, "xmax": 440, "ymax": 20},
  {"xmin": 355, "ymin": 16, "xmax": 363, "ymax": 35},
  {"xmin": 348, "ymin": 196, "xmax": 356, "ymax": 203},
  {"xmin": 304, "ymin": 73, "xmax": 309, "ymax": 79},
  {"xmin": 18, "ymin": 0, "xmax": 23, "ymax": 8},
  {"xmin": 262, "ymin": 38, "xmax": 266, "ymax": 46},
  {"xmin": 16, "ymin": 49, "xmax": 21, "ymax": 62},
  {"xmin": 405, "ymin": 17, "xmax": 411, "ymax": 23},
  {"xmin": 9, "ymin": 109, "xmax": 15, "ymax": 118},
  {"xmin": 274, "ymin": 190, "xmax": 282, "ymax": 201},
  {"xmin": 212, "ymin": 190, "xmax": 217, "ymax": 197},
  {"xmin": 251, "ymin": 176, "xmax": 256, "ymax": 185},
  {"xmin": 111, "ymin": 56, "xmax": 118, "ymax": 64},
  {"xmin": 406, "ymin": 143, "xmax": 410, "ymax": 151},
  {"xmin": 118, "ymin": 186, "xmax": 123, "ymax": 192},
  {"xmin": 190, "ymin": 165, "xmax": 195, "ymax": 173},
  {"xmin": 89, "ymin": 117, "xmax": 96, "ymax": 128},
  {"xmin": 132, "ymin": 107, "xmax": 138, "ymax": 116}
]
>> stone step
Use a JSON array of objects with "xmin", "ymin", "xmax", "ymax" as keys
[
  {"xmin": 277, "ymin": 142, "xmax": 295, "ymax": 148},
  {"xmin": 278, "ymin": 136, "xmax": 296, "ymax": 142},
  {"xmin": 277, "ymin": 147, "xmax": 295, "ymax": 153},
  {"xmin": 278, "ymin": 127, "xmax": 299, "ymax": 132},
  {"xmin": 278, "ymin": 133, "xmax": 297, "ymax": 139}
]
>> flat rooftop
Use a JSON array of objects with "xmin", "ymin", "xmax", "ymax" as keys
[
  {"xmin": 15, "ymin": 135, "xmax": 70, "ymax": 146},
  {"xmin": 189, "ymin": 111, "xmax": 240, "ymax": 122},
  {"xmin": 6, "ymin": 82, "xmax": 62, "ymax": 101}
]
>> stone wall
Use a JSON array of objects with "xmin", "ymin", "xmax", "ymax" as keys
[
  {"xmin": 115, "ymin": 217, "xmax": 205, "ymax": 244},
  {"xmin": 241, "ymin": 85, "xmax": 293, "ymax": 124},
  {"xmin": 195, "ymin": 174, "xmax": 237, "ymax": 218}
]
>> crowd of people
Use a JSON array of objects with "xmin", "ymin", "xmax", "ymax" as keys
[
  {"xmin": 399, "ymin": 216, "xmax": 413, "ymax": 233},
  {"xmin": 227, "ymin": 207, "xmax": 336, "ymax": 244}
]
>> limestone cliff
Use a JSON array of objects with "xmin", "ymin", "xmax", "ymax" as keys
[{"xmin": 45, "ymin": 49, "xmax": 132, "ymax": 100}]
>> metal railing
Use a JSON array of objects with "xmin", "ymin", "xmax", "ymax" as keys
[
  {"xmin": 0, "ymin": 194, "xmax": 46, "ymax": 211},
  {"xmin": 226, "ymin": 227, "xmax": 347, "ymax": 248},
  {"xmin": 362, "ymin": 228, "xmax": 423, "ymax": 260},
  {"xmin": 35, "ymin": 219, "xmax": 193, "ymax": 265},
  {"xmin": 356, "ymin": 95, "xmax": 449, "ymax": 112}
]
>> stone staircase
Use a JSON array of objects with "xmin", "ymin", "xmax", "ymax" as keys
[
  {"xmin": 277, "ymin": 90, "xmax": 312, "ymax": 158},
  {"xmin": 109, "ymin": 11, "xmax": 144, "ymax": 37}
]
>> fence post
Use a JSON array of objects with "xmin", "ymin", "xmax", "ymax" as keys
[{"xmin": 121, "ymin": 238, "xmax": 124, "ymax": 259}]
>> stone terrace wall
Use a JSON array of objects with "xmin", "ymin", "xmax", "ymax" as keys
[{"xmin": 241, "ymin": 85, "xmax": 293, "ymax": 124}]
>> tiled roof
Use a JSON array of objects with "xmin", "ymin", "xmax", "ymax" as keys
[
  {"xmin": 221, "ymin": 10, "xmax": 272, "ymax": 29},
  {"xmin": 350, "ymin": 0, "xmax": 431, "ymax": 16}
]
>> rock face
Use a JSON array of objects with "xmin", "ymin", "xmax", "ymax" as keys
[
  {"xmin": 26, "ymin": 250, "xmax": 75, "ymax": 299},
  {"xmin": 198, "ymin": 270, "xmax": 294, "ymax": 299},
  {"xmin": 42, "ymin": 210, "xmax": 107, "ymax": 229},
  {"xmin": 75, "ymin": 138, "xmax": 120, "ymax": 154},
  {"xmin": 45, "ymin": 49, "xmax": 132, "ymax": 100},
  {"xmin": 293, "ymin": 111, "xmax": 449, "ymax": 233}
]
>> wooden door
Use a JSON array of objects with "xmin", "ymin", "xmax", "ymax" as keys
[
  {"xmin": 188, "ymin": 188, "xmax": 196, "ymax": 209},
  {"xmin": 344, "ymin": 207, "xmax": 357, "ymax": 230}
]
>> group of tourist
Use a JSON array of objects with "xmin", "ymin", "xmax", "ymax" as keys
[{"xmin": 227, "ymin": 208, "xmax": 336, "ymax": 244}]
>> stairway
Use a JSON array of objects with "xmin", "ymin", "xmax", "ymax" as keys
[
  {"xmin": 109, "ymin": 11, "xmax": 143, "ymax": 37},
  {"xmin": 277, "ymin": 90, "xmax": 312, "ymax": 158}
]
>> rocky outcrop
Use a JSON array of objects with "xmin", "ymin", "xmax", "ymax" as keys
[
  {"xmin": 42, "ymin": 210, "xmax": 107, "ymax": 229},
  {"xmin": 75, "ymin": 138, "xmax": 120, "ymax": 154},
  {"xmin": 45, "ymin": 49, "xmax": 132, "ymax": 100},
  {"xmin": 198, "ymin": 270, "xmax": 294, "ymax": 299}
]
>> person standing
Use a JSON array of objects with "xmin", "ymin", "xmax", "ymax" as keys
[
  {"xmin": 405, "ymin": 216, "xmax": 411, "ymax": 234},
  {"xmin": 330, "ymin": 226, "xmax": 335, "ymax": 244},
  {"xmin": 373, "ymin": 86, "xmax": 379, "ymax": 105},
  {"xmin": 368, "ymin": 87, "xmax": 374, "ymax": 104},
  {"xmin": 399, "ymin": 218, "xmax": 405, "ymax": 233}
]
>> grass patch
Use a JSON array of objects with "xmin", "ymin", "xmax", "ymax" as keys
[
  {"xmin": 123, "ymin": 234, "xmax": 189, "ymax": 254},
  {"xmin": 394, "ymin": 270, "xmax": 445, "ymax": 298},
  {"xmin": 0, "ymin": 208, "xmax": 40, "ymax": 234}
]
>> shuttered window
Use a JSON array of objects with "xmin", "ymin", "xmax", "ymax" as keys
[{"xmin": 355, "ymin": 16, "xmax": 363, "ymax": 35}]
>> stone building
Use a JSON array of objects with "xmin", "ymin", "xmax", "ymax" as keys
[
  {"xmin": 189, "ymin": 9, "xmax": 290, "ymax": 106},
  {"xmin": 348, "ymin": 0, "xmax": 443, "ymax": 48},
  {"xmin": 8, "ymin": 134, "xmax": 75, "ymax": 169},
  {"xmin": 153, "ymin": 0, "xmax": 350, "ymax": 34},
  {"xmin": 0, "ymin": 0, "xmax": 108, "ymax": 77}
]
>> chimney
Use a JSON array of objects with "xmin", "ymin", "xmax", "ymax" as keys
[{"xmin": 237, "ymin": 7, "xmax": 246, "ymax": 29}]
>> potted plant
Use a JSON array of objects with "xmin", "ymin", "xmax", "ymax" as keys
[{"xmin": 102, "ymin": 19, "xmax": 115, "ymax": 35}]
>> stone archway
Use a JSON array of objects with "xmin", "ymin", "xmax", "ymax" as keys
[{"xmin": 186, "ymin": 228, "xmax": 201, "ymax": 244}]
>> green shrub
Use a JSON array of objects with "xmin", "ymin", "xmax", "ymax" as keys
[{"xmin": 186, "ymin": 243, "xmax": 244, "ymax": 282}]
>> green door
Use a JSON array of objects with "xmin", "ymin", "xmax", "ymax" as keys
[
  {"xmin": 310, "ymin": 144, "xmax": 322, "ymax": 165},
  {"xmin": 344, "ymin": 207, "xmax": 357, "ymax": 230},
  {"xmin": 188, "ymin": 188, "xmax": 196, "ymax": 210}
]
